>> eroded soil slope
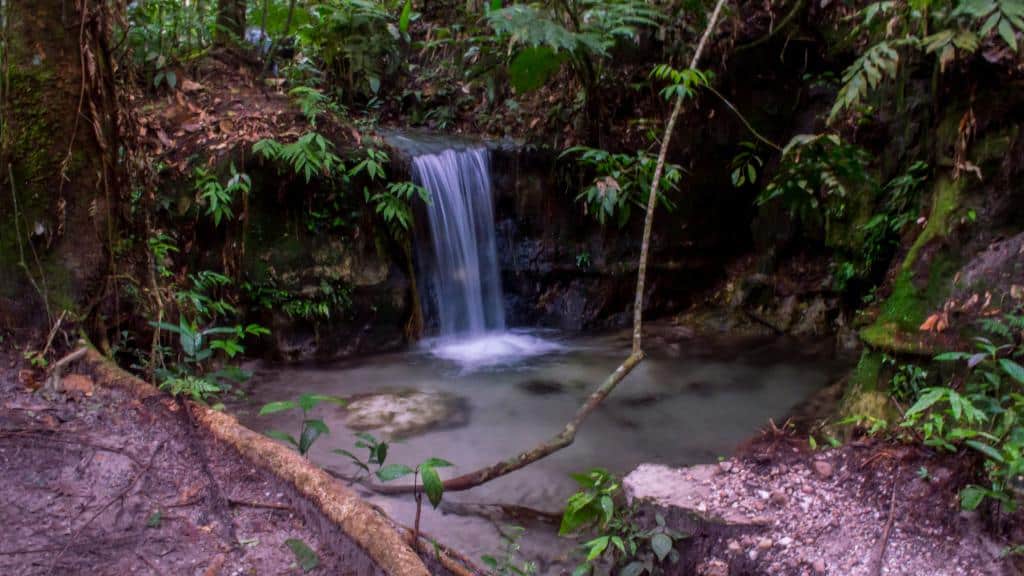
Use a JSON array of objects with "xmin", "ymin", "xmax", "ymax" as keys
[{"xmin": 0, "ymin": 353, "xmax": 350, "ymax": 576}]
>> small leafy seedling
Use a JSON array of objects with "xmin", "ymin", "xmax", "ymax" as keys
[
  {"xmin": 376, "ymin": 457, "xmax": 454, "ymax": 542},
  {"xmin": 333, "ymin": 432, "xmax": 389, "ymax": 475},
  {"xmin": 561, "ymin": 469, "xmax": 688, "ymax": 575},
  {"xmin": 259, "ymin": 394, "xmax": 347, "ymax": 456},
  {"xmin": 482, "ymin": 525, "xmax": 537, "ymax": 576},
  {"xmin": 285, "ymin": 538, "xmax": 320, "ymax": 572}
]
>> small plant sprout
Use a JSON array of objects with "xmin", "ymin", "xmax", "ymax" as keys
[
  {"xmin": 482, "ymin": 525, "xmax": 537, "ymax": 576},
  {"xmin": 333, "ymin": 432, "xmax": 389, "ymax": 476},
  {"xmin": 376, "ymin": 457, "xmax": 454, "ymax": 542},
  {"xmin": 561, "ymin": 469, "xmax": 687, "ymax": 575},
  {"xmin": 259, "ymin": 394, "xmax": 347, "ymax": 457}
]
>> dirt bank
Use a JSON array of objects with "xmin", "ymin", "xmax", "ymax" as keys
[
  {"xmin": 625, "ymin": 436, "xmax": 1021, "ymax": 576},
  {"xmin": 0, "ymin": 349, "xmax": 400, "ymax": 576}
]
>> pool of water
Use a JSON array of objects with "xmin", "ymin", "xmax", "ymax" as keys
[{"xmin": 233, "ymin": 327, "xmax": 844, "ymax": 572}]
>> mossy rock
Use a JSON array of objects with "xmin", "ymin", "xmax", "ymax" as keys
[
  {"xmin": 837, "ymin": 350, "xmax": 897, "ymax": 422},
  {"xmin": 858, "ymin": 173, "xmax": 963, "ymax": 356}
]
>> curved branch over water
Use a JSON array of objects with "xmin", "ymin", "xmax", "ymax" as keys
[{"xmin": 371, "ymin": 0, "xmax": 730, "ymax": 496}]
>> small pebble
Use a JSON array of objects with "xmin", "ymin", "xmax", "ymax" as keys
[{"xmin": 813, "ymin": 460, "xmax": 833, "ymax": 479}]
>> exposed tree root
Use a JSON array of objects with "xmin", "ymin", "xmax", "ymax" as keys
[
  {"xmin": 51, "ymin": 440, "xmax": 166, "ymax": 569},
  {"xmin": 870, "ymin": 479, "xmax": 899, "ymax": 576},
  {"xmin": 179, "ymin": 399, "xmax": 239, "ymax": 547}
]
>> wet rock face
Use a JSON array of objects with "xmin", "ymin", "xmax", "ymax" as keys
[
  {"xmin": 489, "ymin": 147, "xmax": 719, "ymax": 331},
  {"xmin": 343, "ymin": 390, "xmax": 468, "ymax": 438},
  {"xmin": 951, "ymin": 230, "xmax": 1024, "ymax": 307}
]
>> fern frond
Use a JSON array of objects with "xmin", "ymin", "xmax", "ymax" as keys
[{"xmin": 828, "ymin": 38, "xmax": 918, "ymax": 125}]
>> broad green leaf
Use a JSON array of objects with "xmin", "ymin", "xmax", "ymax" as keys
[
  {"xmin": 399, "ymin": 0, "xmax": 412, "ymax": 34},
  {"xmin": 651, "ymin": 532, "xmax": 673, "ymax": 562},
  {"xmin": 599, "ymin": 495, "xmax": 614, "ymax": 525},
  {"xmin": 266, "ymin": 430, "xmax": 299, "ymax": 448},
  {"xmin": 965, "ymin": 440, "xmax": 1005, "ymax": 463},
  {"xmin": 285, "ymin": 538, "xmax": 320, "ymax": 572},
  {"xmin": 934, "ymin": 351, "xmax": 970, "ymax": 361},
  {"xmin": 299, "ymin": 419, "xmax": 329, "ymax": 455},
  {"xmin": 259, "ymin": 400, "xmax": 298, "ymax": 415},
  {"xmin": 585, "ymin": 536, "xmax": 609, "ymax": 562},
  {"xmin": 998, "ymin": 17, "xmax": 1018, "ymax": 50},
  {"xmin": 421, "ymin": 465, "xmax": 444, "ymax": 508},
  {"xmin": 420, "ymin": 457, "xmax": 453, "ymax": 469},
  {"xmin": 960, "ymin": 485, "xmax": 987, "ymax": 510},
  {"xmin": 905, "ymin": 387, "xmax": 947, "ymax": 417},
  {"xmin": 999, "ymin": 359, "xmax": 1024, "ymax": 385},
  {"xmin": 376, "ymin": 463, "xmax": 415, "ymax": 481}
]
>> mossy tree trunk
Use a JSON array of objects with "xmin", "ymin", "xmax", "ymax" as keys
[{"xmin": 0, "ymin": 0, "xmax": 119, "ymax": 334}]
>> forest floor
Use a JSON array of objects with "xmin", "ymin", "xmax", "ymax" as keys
[
  {"xmin": 136, "ymin": 54, "xmax": 359, "ymax": 176},
  {"xmin": 629, "ymin": 434, "xmax": 1022, "ymax": 576},
  {"xmin": 0, "ymin": 351, "xmax": 349, "ymax": 576}
]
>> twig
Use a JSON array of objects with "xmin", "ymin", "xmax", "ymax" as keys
[
  {"xmin": 40, "ymin": 310, "xmax": 68, "ymax": 360},
  {"xmin": 45, "ymin": 346, "xmax": 88, "ymax": 391},
  {"xmin": 227, "ymin": 498, "xmax": 291, "ymax": 511},
  {"xmin": 735, "ymin": 0, "xmax": 806, "ymax": 53},
  {"xmin": 137, "ymin": 552, "xmax": 167, "ymax": 576},
  {"xmin": 704, "ymin": 84, "xmax": 783, "ymax": 152},
  {"xmin": 51, "ymin": 440, "xmax": 166, "ymax": 569},
  {"xmin": 401, "ymin": 526, "xmax": 481, "ymax": 576},
  {"xmin": 0, "ymin": 429, "xmax": 143, "ymax": 466},
  {"xmin": 50, "ymin": 345, "xmax": 88, "ymax": 372},
  {"xmin": 870, "ymin": 479, "xmax": 899, "ymax": 576},
  {"xmin": 8, "ymin": 164, "xmax": 52, "ymax": 322}
]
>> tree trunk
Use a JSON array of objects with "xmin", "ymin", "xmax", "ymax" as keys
[
  {"xmin": 215, "ymin": 0, "xmax": 246, "ymax": 44},
  {"xmin": 0, "ymin": 0, "xmax": 119, "ymax": 335}
]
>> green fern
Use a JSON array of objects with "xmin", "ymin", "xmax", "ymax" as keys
[
  {"xmin": 161, "ymin": 375, "xmax": 221, "ymax": 402},
  {"xmin": 372, "ymin": 181, "xmax": 429, "ymax": 231},
  {"xmin": 955, "ymin": 0, "xmax": 1024, "ymax": 51},
  {"xmin": 288, "ymin": 86, "xmax": 336, "ymax": 127},
  {"xmin": 829, "ymin": 39, "xmax": 918, "ymax": 124},
  {"xmin": 253, "ymin": 133, "xmax": 343, "ymax": 183}
]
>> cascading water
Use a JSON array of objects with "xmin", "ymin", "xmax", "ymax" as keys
[
  {"xmin": 413, "ymin": 148, "xmax": 505, "ymax": 336},
  {"xmin": 410, "ymin": 144, "xmax": 560, "ymax": 369}
]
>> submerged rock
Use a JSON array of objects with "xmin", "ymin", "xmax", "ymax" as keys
[{"xmin": 344, "ymin": 390, "xmax": 467, "ymax": 438}]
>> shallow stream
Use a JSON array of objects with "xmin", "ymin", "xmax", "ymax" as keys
[{"xmin": 234, "ymin": 327, "xmax": 843, "ymax": 571}]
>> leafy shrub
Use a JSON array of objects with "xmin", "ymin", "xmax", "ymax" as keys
[
  {"xmin": 298, "ymin": 0, "xmax": 403, "ymax": 102},
  {"xmin": 253, "ymin": 132, "xmax": 344, "ymax": 182},
  {"xmin": 758, "ymin": 134, "xmax": 874, "ymax": 227},
  {"xmin": 151, "ymin": 317, "xmax": 268, "ymax": 402},
  {"xmin": 193, "ymin": 164, "xmax": 251, "ymax": 226},
  {"xmin": 482, "ymin": 526, "xmax": 537, "ymax": 576},
  {"xmin": 560, "ymin": 469, "xmax": 687, "ymax": 575},
  {"xmin": 564, "ymin": 147, "xmax": 682, "ymax": 228},
  {"xmin": 902, "ymin": 314, "xmax": 1024, "ymax": 510},
  {"xmin": 485, "ymin": 0, "xmax": 661, "ymax": 93}
]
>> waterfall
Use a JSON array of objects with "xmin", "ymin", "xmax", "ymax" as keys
[
  {"xmin": 394, "ymin": 138, "xmax": 560, "ymax": 369},
  {"xmin": 413, "ymin": 147, "xmax": 505, "ymax": 337}
]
